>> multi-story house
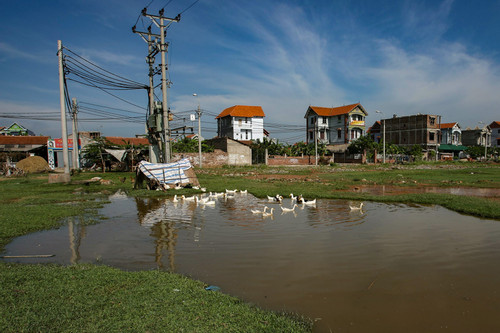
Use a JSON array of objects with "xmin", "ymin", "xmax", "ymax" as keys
[
  {"xmin": 0, "ymin": 122, "xmax": 35, "ymax": 136},
  {"xmin": 462, "ymin": 126, "xmax": 492, "ymax": 147},
  {"xmin": 439, "ymin": 122, "xmax": 466, "ymax": 159},
  {"xmin": 488, "ymin": 121, "xmax": 500, "ymax": 147},
  {"xmin": 367, "ymin": 121, "xmax": 382, "ymax": 143},
  {"xmin": 439, "ymin": 122, "xmax": 462, "ymax": 145},
  {"xmin": 216, "ymin": 105, "xmax": 265, "ymax": 142},
  {"xmin": 304, "ymin": 103, "xmax": 368, "ymax": 146},
  {"xmin": 382, "ymin": 114, "xmax": 441, "ymax": 151}
]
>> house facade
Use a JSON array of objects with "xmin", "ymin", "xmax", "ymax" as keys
[
  {"xmin": 304, "ymin": 103, "xmax": 368, "ymax": 147},
  {"xmin": 368, "ymin": 121, "xmax": 382, "ymax": 143},
  {"xmin": 382, "ymin": 114, "xmax": 441, "ymax": 151},
  {"xmin": 462, "ymin": 126, "xmax": 492, "ymax": 147},
  {"xmin": 489, "ymin": 121, "xmax": 500, "ymax": 147},
  {"xmin": 0, "ymin": 123, "xmax": 35, "ymax": 136},
  {"xmin": 216, "ymin": 105, "xmax": 265, "ymax": 142},
  {"xmin": 439, "ymin": 122, "xmax": 462, "ymax": 145}
]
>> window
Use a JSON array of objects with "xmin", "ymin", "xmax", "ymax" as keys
[
  {"xmin": 310, "ymin": 117, "xmax": 316, "ymax": 125},
  {"xmin": 320, "ymin": 131, "xmax": 325, "ymax": 140},
  {"xmin": 322, "ymin": 117, "xmax": 327, "ymax": 124},
  {"xmin": 430, "ymin": 117, "xmax": 435, "ymax": 125},
  {"xmin": 337, "ymin": 129, "xmax": 342, "ymax": 139},
  {"xmin": 429, "ymin": 132, "xmax": 435, "ymax": 141},
  {"xmin": 309, "ymin": 132, "xmax": 313, "ymax": 140},
  {"xmin": 350, "ymin": 129, "xmax": 362, "ymax": 140}
]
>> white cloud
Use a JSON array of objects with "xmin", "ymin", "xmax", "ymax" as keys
[
  {"xmin": 362, "ymin": 39, "xmax": 500, "ymax": 126},
  {"xmin": 0, "ymin": 42, "xmax": 52, "ymax": 64}
]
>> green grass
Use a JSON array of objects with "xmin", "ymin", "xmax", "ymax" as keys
[{"xmin": 0, "ymin": 263, "xmax": 310, "ymax": 333}]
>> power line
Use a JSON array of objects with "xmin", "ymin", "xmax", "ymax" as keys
[{"xmin": 179, "ymin": 0, "xmax": 200, "ymax": 15}]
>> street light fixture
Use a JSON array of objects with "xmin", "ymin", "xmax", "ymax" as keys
[
  {"xmin": 478, "ymin": 121, "xmax": 488, "ymax": 161},
  {"xmin": 376, "ymin": 110, "xmax": 385, "ymax": 163},
  {"xmin": 193, "ymin": 93, "xmax": 202, "ymax": 168}
]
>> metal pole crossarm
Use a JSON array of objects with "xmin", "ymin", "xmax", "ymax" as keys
[{"xmin": 132, "ymin": 28, "xmax": 162, "ymax": 40}]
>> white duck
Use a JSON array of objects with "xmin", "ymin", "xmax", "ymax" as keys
[
  {"xmin": 298, "ymin": 195, "xmax": 316, "ymax": 206},
  {"xmin": 281, "ymin": 204, "xmax": 298, "ymax": 213},
  {"xmin": 172, "ymin": 195, "xmax": 179, "ymax": 203},
  {"xmin": 262, "ymin": 207, "xmax": 275, "ymax": 217},
  {"xmin": 182, "ymin": 195, "xmax": 197, "ymax": 202},
  {"xmin": 290, "ymin": 193, "xmax": 297, "ymax": 201},
  {"xmin": 226, "ymin": 189, "xmax": 237, "ymax": 195},
  {"xmin": 349, "ymin": 202, "xmax": 364, "ymax": 211},
  {"xmin": 251, "ymin": 206, "xmax": 268, "ymax": 214}
]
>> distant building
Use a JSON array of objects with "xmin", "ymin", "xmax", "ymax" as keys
[
  {"xmin": 489, "ymin": 121, "xmax": 500, "ymax": 147},
  {"xmin": 381, "ymin": 114, "xmax": 441, "ymax": 151},
  {"xmin": 0, "ymin": 123, "xmax": 35, "ymax": 136},
  {"xmin": 439, "ymin": 122, "xmax": 466, "ymax": 159},
  {"xmin": 216, "ymin": 105, "xmax": 265, "ymax": 142},
  {"xmin": 462, "ymin": 126, "xmax": 491, "ymax": 147},
  {"xmin": 368, "ymin": 121, "xmax": 382, "ymax": 143},
  {"xmin": 304, "ymin": 103, "xmax": 368, "ymax": 150},
  {"xmin": 439, "ymin": 122, "xmax": 462, "ymax": 145}
]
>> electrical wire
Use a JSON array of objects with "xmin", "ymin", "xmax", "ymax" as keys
[{"xmin": 179, "ymin": 0, "xmax": 200, "ymax": 15}]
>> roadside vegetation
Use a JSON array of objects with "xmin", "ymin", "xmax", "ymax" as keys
[{"xmin": 0, "ymin": 162, "xmax": 499, "ymax": 332}]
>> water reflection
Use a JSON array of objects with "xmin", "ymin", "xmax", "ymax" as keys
[{"xmin": 3, "ymin": 191, "xmax": 500, "ymax": 332}]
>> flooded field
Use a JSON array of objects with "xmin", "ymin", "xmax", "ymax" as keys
[{"xmin": 3, "ymin": 191, "xmax": 500, "ymax": 332}]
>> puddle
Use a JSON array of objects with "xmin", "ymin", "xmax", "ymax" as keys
[
  {"xmin": 351, "ymin": 185, "xmax": 500, "ymax": 198},
  {"xmin": 3, "ymin": 192, "xmax": 500, "ymax": 332}
]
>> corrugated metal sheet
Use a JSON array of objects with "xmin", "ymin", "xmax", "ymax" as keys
[{"xmin": 137, "ymin": 158, "xmax": 192, "ymax": 184}]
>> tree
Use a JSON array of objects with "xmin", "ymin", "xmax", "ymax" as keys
[
  {"xmin": 171, "ymin": 137, "xmax": 214, "ymax": 153},
  {"xmin": 347, "ymin": 135, "xmax": 376, "ymax": 155},
  {"xmin": 81, "ymin": 137, "xmax": 110, "ymax": 172}
]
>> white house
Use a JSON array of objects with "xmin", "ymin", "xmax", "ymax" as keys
[
  {"xmin": 489, "ymin": 121, "xmax": 500, "ymax": 147},
  {"xmin": 304, "ymin": 103, "xmax": 368, "ymax": 147},
  {"xmin": 439, "ymin": 122, "xmax": 462, "ymax": 145},
  {"xmin": 216, "ymin": 105, "xmax": 265, "ymax": 142}
]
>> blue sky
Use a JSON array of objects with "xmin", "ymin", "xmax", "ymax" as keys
[{"xmin": 1, "ymin": 0, "xmax": 499, "ymax": 142}]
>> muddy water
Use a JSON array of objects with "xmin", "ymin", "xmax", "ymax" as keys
[{"xmin": 3, "ymin": 191, "xmax": 500, "ymax": 332}]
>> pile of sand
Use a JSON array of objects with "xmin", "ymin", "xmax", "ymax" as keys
[{"xmin": 16, "ymin": 156, "xmax": 50, "ymax": 173}]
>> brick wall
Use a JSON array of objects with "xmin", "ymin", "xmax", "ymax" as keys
[{"xmin": 173, "ymin": 149, "xmax": 228, "ymax": 167}]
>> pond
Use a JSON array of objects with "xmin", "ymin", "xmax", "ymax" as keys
[{"xmin": 3, "ymin": 191, "xmax": 500, "ymax": 332}]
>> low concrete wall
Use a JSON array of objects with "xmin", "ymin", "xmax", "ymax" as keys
[
  {"xmin": 267, "ymin": 155, "xmax": 313, "ymax": 165},
  {"xmin": 173, "ymin": 150, "xmax": 228, "ymax": 167}
]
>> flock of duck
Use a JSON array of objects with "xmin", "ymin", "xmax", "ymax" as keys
[{"xmin": 170, "ymin": 189, "xmax": 365, "ymax": 218}]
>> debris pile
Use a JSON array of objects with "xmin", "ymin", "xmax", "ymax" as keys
[{"xmin": 14, "ymin": 156, "xmax": 50, "ymax": 174}]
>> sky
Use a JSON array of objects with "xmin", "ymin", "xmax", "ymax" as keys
[{"xmin": 1, "ymin": 0, "xmax": 499, "ymax": 143}]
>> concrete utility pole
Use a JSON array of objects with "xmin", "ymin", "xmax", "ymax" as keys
[
  {"xmin": 140, "ymin": 8, "xmax": 180, "ymax": 163},
  {"xmin": 71, "ymin": 98, "xmax": 80, "ymax": 170},
  {"xmin": 57, "ymin": 40, "xmax": 70, "ymax": 176},
  {"xmin": 133, "ymin": 24, "xmax": 162, "ymax": 163},
  {"xmin": 376, "ymin": 110, "xmax": 386, "ymax": 163},
  {"xmin": 315, "ymin": 117, "xmax": 318, "ymax": 166},
  {"xmin": 193, "ymin": 93, "xmax": 202, "ymax": 168}
]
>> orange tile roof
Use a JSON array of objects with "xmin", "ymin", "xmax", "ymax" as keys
[
  {"xmin": 0, "ymin": 136, "xmax": 49, "ymax": 145},
  {"xmin": 105, "ymin": 136, "xmax": 149, "ymax": 146},
  {"xmin": 216, "ymin": 105, "xmax": 265, "ymax": 119},
  {"xmin": 439, "ymin": 122, "xmax": 457, "ymax": 129},
  {"xmin": 307, "ymin": 103, "xmax": 362, "ymax": 117},
  {"xmin": 489, "ymin": 121, "xmax": 500, "ymax": 128}
]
